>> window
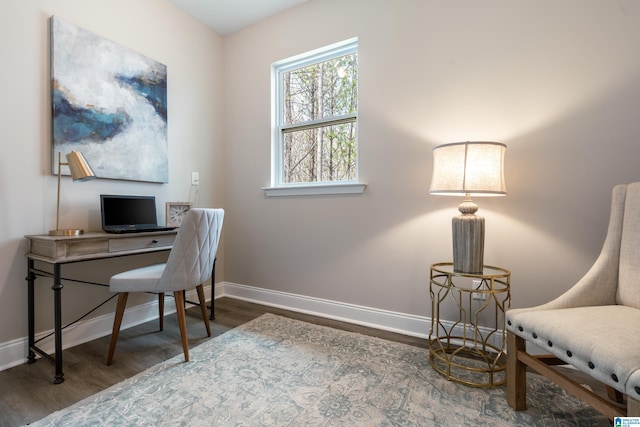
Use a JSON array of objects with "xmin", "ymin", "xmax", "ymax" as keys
[{"xmin": 267, "ymin": 38, "xmax": 363, "ymax": 196}]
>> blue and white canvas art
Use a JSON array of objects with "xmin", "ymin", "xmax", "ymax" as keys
[{"xmin": 51, "ymin": 16, "xmax": 168, "ymax": 183}]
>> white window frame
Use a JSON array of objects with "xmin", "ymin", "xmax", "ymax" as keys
[{"xmin": 264, "ymin": 38, "xmax": 366, "ymax": 197}]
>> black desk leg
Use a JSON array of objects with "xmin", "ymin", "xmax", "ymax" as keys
[
  {"xmin": 26, "ymin": 259, "xmax": 36, "ymax": 364},
  {"xmin": 209, "ymin": 259, "xmax": 216, "ymax": 320},
  {"xmin": 209, "ymin": 293, "xmax": 215, "ymax": 320},
  {"xmin": 52, "ymin": 264, "xmax": 64, "ymax": 384}
]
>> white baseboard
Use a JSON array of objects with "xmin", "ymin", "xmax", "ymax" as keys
[
  {"xmin": 1, "ymin": 282, "xmax": 505, "ymax": 372},
  {"xmin": 217, "ymin": 282, "xmax": 504, "ymax": 351},
  {"xmin": 217, "ymin": 281, "xmax": 431, "ymax": 338}
]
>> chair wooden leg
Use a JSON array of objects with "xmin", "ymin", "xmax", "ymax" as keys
[
  {"xmin": 106, "ymin": 292, "xmax": 129, "ymax": 366},
  {"xmin": 158, "ymin": 293, "xmax": 164, "ymax": 331},
  {"xmin": 196, "ymin": 284, "xmax": 211, "ymax": 337},
  {"xmin": 507, "ymin": 331, "xmax": 527, "ymax": 410},
  {"xmin": 173, "ymin": 291, "xmax": 189, "ymax": 362},
  {"xmin": 629, "ymin": 397, "xmax": 640, "ymax": 417},
  {"xmin": 606, "ymin": 385, "xmax": 624, "ymax": 403}
]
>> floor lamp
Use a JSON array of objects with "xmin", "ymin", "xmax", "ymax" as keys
[
  {"xmin": 49, "ymin": 151, "xmax": 96, "ymax": 236},
  {"xmin": 429, "ymin": 142, "xmax": 507, "ymax": 274}
]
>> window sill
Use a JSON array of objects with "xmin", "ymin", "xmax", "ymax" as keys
[{"xmin": 263, "ymin": 183, "xmax": 367, "ymax": 197}]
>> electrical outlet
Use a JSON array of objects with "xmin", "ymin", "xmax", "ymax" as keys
[
  {"xmin": 191, "ymin": 171, "xmax": 200, "ymax": 186},
  {"xmin": 472, "ymin": 279, "xmax": 487, "ymax": 301}
]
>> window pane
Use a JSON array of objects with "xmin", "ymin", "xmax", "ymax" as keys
[
  {"xmin": 283, "ymin": 53, "xmax": 357, "ymax": 126},
  {"xmin": 283, "ymin": 123, "xmax": 357, "ymax": 183}
]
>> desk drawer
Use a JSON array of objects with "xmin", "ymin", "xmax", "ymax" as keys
[
  {"xmin": 109, "ymin": 234, "xmax": 176, "ymax": 253},
  {"xmin": 67, "ymin": 239, "xmax": 110, "ymax": 257},
  {"xmin": 30, "ymin": 239, "xmax": 112, "ymax": 259}
]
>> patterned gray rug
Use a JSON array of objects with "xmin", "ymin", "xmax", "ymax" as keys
[{"xmin": 29, "ymin": 313, "xmax": 609, "ymax": 426}]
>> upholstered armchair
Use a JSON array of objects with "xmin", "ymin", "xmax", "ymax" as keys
[{"xmin": 506, "ymin": 183, "xmax": 640, "ymax": 418}]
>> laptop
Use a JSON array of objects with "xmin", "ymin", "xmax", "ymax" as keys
[{"xmin": 100, "ymin": 194, "xmax": 177, "ymax": 233}]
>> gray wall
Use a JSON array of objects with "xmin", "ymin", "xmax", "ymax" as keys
[
  {"xmin": 0, "ymin": 0, "xmax": 224, "ymax": 352},
  {"xmin": 1, "ymin": 0, "xmax": 640, "ymax": 368},
  {"xmin": 222, "ymin": 0, "xmax": 640, "ymax": 316}
]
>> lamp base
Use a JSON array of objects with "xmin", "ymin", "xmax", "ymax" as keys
[
  {"xmin": 452, "ymin": 213, "xmax": 484, "ymax": 274},
  {"xmin": 49, "ymin": 229, "xmax": 85, "ymax": 236}
]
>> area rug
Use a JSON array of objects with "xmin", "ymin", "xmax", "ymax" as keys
[{"xmin": 29, "ymin": 313, "xmax": 609, "ymax": 426}]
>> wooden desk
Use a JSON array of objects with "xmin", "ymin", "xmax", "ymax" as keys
[{"xmin": 26, "ymin": 230, "xmax": 177, "ymax": 384}]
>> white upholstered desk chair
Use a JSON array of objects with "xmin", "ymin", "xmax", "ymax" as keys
[{"xmin": 106, "ymin": 208, "xmax": 224, "ymax": 365}]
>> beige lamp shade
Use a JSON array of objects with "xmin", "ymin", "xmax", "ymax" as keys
[{"xmin": 429, "ymin": 142, "xmax": 507, "ymax": 197}]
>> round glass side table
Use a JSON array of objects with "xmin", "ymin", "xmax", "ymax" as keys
[{"xmin": 429, "ymin": 262, "xmax": 511, "ymax": 388}]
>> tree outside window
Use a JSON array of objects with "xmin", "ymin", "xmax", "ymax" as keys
[{"xmin": 274, "ymin": 39, "xmax": 358, "ymax": 186}]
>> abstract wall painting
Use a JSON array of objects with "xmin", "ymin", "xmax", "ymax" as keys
[{"xmin": 50, "ymin": 16, "xmax": 168, "ymax": 183}]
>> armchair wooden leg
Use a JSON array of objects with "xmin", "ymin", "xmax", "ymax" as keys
[
  {"xmin": 629, "ymin": 397, "xmax": 640, "ymax": 417},
  {"xmin": 196, "ymin": 284, "xmax": 211, "ymax": 337},
  {"xmin": 507, "ymin": 331, "xmax": 527, "ymax": 410},
  {"xmin": 173, "ymin": 291, "xmax": 189, "ymax": 362},
  {"xmin": 106, "ymin": 292, "xmax": 129, "ymax": 366},
  {"xmin": 606, "ymin": 385, "xmax": 624, "ymax": 404},
  {"xmin": 158, "ymin": 293, "xmax": 164, "ymax": 331}
]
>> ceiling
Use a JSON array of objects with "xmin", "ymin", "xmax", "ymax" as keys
[{"xmin": 168, "ymin": 0, "xmax": 310, "ymax": 36}]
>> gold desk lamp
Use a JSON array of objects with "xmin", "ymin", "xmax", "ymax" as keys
[{"xmin": 49, "ymin": 151, "xmax": 96, "ymax": 236}]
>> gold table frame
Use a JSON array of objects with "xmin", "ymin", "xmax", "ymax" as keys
[{"xmin": 429, "ymin": 262, "xmax": 511, "ymax": 387}]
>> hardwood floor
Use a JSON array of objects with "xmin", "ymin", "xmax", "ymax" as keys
[
  {"xmin": 0, "ymin": 297, "xmax": 427, "ymax": 426},
  {"xmin": 0, "ymin": 297, "xmax": 615, "ymax": 426}
]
